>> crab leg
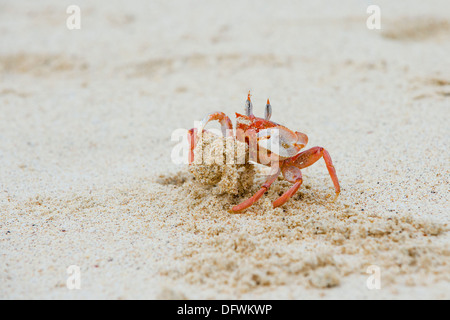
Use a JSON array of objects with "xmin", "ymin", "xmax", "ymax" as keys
[
  {"xmin": 286, "ymin": 146, "xmax": 340, "ymax": 197},
  {"xmin": 187, "ymin": 128, "xmax": 222, "ymax": 164},
  {"xmin": 273, "ymin": 166, "xmax": 303, "ymax": 208},
  {"xmin": 188, "ymin": 112, "xmax": 233, "ymax": 164},
  {"xmin": 200, "ymin": 112, "xmax": 233, "ymax": 137},
  {"xmin": 273, "ymin": 179, "xmax": 303, "ymax": 207},
  {"xmin": 187, "ymin": 128, "xmax": 198, "ymax": 164},
  {"xmin": 231, "ymin": 167, "xmax": 281, "ymax": 212}
]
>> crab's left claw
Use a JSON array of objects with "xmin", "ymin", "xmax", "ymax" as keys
[
  {"xmin": 257, "ymin": 126, "xmax": 307, "ymax": 160},
  {"xmin": 199, "ymin": 112, "xmax": 233, "ymax": 137}
]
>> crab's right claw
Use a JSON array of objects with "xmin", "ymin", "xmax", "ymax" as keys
[
  {"xmin": 257, "ymin": 126, "xmax": 307, "ymax": 160},
  {"xmin": 295, "ymin": 131, "xmax": 308, "ymax": 148}
]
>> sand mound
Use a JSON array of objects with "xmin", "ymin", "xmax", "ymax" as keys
[{"xmin": 188, "ymin": 131, "xmax": 255, "ymax": 196}]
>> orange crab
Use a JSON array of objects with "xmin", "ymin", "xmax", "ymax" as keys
[{"xmin": 187, "ymin": 92, "xmax": 340, "ymax": 212}]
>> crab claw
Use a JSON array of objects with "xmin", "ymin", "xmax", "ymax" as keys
[
  {"xmin": 295, "ymin": 131, "xmax": 308, "ymax": 147},
  {"xmin": 257, "ymin": 126, "xmax": 307, "ymax": 161},
  {"xmin": 199, "ymin": 112, "xmax": 233, "ymax": 137}
]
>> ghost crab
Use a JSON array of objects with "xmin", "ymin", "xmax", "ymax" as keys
[{"xmin": 187, "ymin": 92, "xmax": 340, "ymax": 212}]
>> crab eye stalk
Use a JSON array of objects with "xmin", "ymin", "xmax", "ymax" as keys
[
  {"xmin": 265, "ymin": 98, "xmax": 272, "ymax": 120},
  {"xmin": 245, "ymin": 91, "xmax": 253, "ymax": 116}
]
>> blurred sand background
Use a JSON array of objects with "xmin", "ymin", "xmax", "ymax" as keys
[{"xmin": 0, "ymin": 0, "xmax": 449, "ymax": 299}]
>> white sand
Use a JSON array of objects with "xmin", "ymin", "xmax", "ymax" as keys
[{"xmin": 0, "ymin": 0, "xmax": 449, "ymax": 299}]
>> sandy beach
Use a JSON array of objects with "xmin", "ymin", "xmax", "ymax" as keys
[{"xmin": 0, "ymin": 0, "xmax": 449, "ymax": 299}]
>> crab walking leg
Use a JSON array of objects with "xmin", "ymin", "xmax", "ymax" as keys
[
  {"xmin": 273, "ymin": 165, "xmax": 303, "ymax": 208},
  {"xmin": 200, "ymin": 112, "xmax": 234, "ymax": 137},
  {"xmin": 288, "ymin": 146, "xmax": 341, "ymax": 197},
  {"xmin": 231, "ymin": 168, "xmax": 281, "ymax": 212},
  {"xmin": 187, "ymin": 128, "xmax": 198, "ymax": 164},
  {"xmin": 187, "ymin": 128, "xmax": 221, "ymax": 164}
]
